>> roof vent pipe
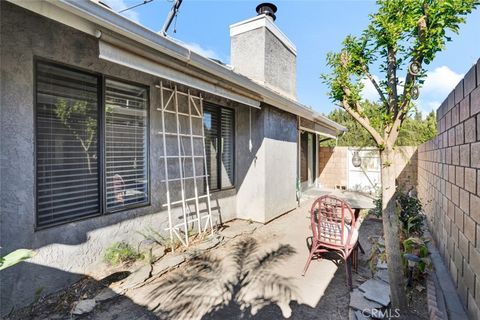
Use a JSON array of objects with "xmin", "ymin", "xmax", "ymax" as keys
[{"xmin": 256, "ymin": 3, "xmax": 277, "ymax": 21}]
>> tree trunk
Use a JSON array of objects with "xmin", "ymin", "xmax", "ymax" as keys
[{"xmin": 380, "ymin": 147, "xmax": 407, "ymax": 312}]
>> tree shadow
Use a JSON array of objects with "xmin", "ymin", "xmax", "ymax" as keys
[{"xmin": 148, "ymin": 237, "xmax": 297, "ymax": 319}]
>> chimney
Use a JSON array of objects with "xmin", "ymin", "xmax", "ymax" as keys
[{"xmin": 230, "ymin": 3, "xmax": 297, "ymax": 100}]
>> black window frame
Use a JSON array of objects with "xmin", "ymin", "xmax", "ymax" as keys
[
  {"xmin": 34, "ymin": 58, "xmax": 150, "ymax": 230},
  {"xmin": 203, "ymin": 102, "xmax": 236, "ymax": 192}
]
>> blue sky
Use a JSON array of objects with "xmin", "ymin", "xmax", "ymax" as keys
[{"xmin": 107, "ymin": 0, "xmax": 480, "ymax": 116}]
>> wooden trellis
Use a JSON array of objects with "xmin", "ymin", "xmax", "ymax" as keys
[{"xmin": 157, "ymin": 82, "xmax": 214, "ymax": 250}]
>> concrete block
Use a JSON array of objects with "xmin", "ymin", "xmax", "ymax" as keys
[
  {"xmin": 465, "ymin": 117, "xmax": 477, "ymax": 143},
  {"xmin": 471, "ymin": 86, "xmax": 480, "ymax": 116},
  {"xmin": 449, "ymin": 128, "xmax": 456, "ymax": 147},
  {"xmin": 472, "ymin": 142, "xmax": 480, "ymax": 168},
  {"xmin": 469, "ymin": 244, "xmax": 480, "ymax": 277},
  {"xmin": 470, "ymin": 194, "xmax": 480, "ymax": 223},
  {"xmin": 455, "ymin": 123, "xmax": 464, "ymax": 145},
  {"xmin": 456, "ymin": 166, "xmax": 464, "ymax": 188},
  {"xmin": 455, "ymin": 80, "xmax": 464, "ymax": 105},
  {"xmin": 460, "ymin": 188, "xmax": 470, "ymax": 213},
  {"xmin": 464, "ymin": 64, "xmax": 477, "ymax": 96},
  {"xmin": 460, "ymin": 97, "xmax": 470, "ymax": 122},
  {"xmin": 460, "ymin": 144, "xmax": 470, "ymax": 167},
  {"xmin": 450, "ymin": 258, "xmax": 458, "ymax": 285},
  {"xmin": 449, "ymin": 165, "xmax": 456, "ymax": 184},
  {"xmin": 452, "ymin": 185, "xmax": 460, "ymax": 206},
  {"xmin": 452, "ymin": 104, "xmax": 460, "ymax": 126},
  {"xmin": 467, "ymin": 292, "xmax": 480, "ymax": 320},
  {"xmin": 464, "ymin": 214, "xmax": 476, "ymax": 244},
  {"xmin": 478, "ymin": 114, "xmax": 480, "ymax": 141},
  {"xmin": 465, "ymin": 168, "xmax": 477, "ymax": 193},
  {"xmin": 454, "ymin": 205, "xmax": 463, "ymax": 229},
  {"xmin": 446, "ymin": 110, "xmax": 452, "ymax": 129},
  {"xmin": 452, "ymin": 145, "xmax": 460, "ymax": 165},
  {"xmin": 448, "ymin": 91, "xmax": 456, "ymax": 112}
]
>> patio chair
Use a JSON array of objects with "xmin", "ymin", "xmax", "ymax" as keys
[{"xmin": 302, "ymin": 195, "xmax": 359, "ymax": 289}]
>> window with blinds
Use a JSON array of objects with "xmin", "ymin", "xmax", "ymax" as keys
[
  {"xmin": 203, "ymin": 103, "xmax": 235, "ymax": 190},
  {"xmin": 35, "ymin": 61, "xmax": 150, "ymax": 228},
  {"xmin": 36, "ymin": 62, "xmax": 100, "ymax": 227},
  {"xmin": 105, "ymin": 79, "xmax": 149, "ymax": 210}
]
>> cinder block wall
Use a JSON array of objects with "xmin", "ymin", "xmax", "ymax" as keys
[
  {"xmin": 318, "ymin": 147, "xmax": 348, "ymax": 189},
  {"xmin": 318, "ymin": 146, "xmax": 417, "ymax": 191},
  {"xmin": 418, "ymin": 59, "xmax": 480, "ymax": 319}
]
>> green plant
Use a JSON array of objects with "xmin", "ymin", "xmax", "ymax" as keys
[
  {"xmin": 104, "ymin": 242, "xmax": 142, "ymax": 266},
  {"xmin": 397, "ymin": 191, "xmax": 423, "ymax": 237},
  {"xmin": 0, "ymin": 249, "xmax": 35, "ymax": 271},
  {"xmin": 369, "ymin": 196, "xmax": 383, "ymax": 218},
  {"xmin": 402, "ymin": 237, "xmax": 430, "ymax": 286}
]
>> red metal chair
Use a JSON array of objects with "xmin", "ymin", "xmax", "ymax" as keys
[{"xmin": 302, "ymin": 195, "xmax": 359, "ymax": 288}]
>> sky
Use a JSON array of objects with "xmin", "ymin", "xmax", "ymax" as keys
[{"xmin": 106, "ymin": 0, "xmax": 480, "ymax": 116}]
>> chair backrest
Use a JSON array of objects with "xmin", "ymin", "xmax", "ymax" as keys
[{"xmin": 310, "ymin": 195, "xmax": 356, "ymax": 247}]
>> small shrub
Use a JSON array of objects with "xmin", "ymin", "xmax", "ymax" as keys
[
  {"xmin": 397, "ymin": 191, "xmax": 423, "ymax": 237},
  {"xmin": 104, "ymin": 242, "xmax": 142, "ymax": 266},
  {"xmin": 369, "ymin": 196, "xmax": 382, "ymax": 217}
]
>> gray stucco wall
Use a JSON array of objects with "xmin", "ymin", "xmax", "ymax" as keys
[
  {"xmin": 263, "ymin": 29, "xmax": 297, "ymax": 100},
  {"xmin": 0, "ymin": 2, "xmax": 246, "ymax": 313},
  {"xmin": 230, "ymin": 23, "xmax": 297, "ymax": 99},
  {"xmin": 235, "ymin": 105, "xmax": 298, "ymax": 223},
  {"xmin": 230, "ymin": 28, "xmax": 265, "ymax": 86}
]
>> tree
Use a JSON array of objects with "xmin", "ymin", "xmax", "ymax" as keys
[
  {"xmin": 322, "ymin": 106, "xmax": 436, "ymax": 147},
  {"xmin": 322, "ymin": 0, "xmax": 478, "ymax": 311}
]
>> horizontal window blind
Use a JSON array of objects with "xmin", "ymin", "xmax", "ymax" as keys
[
  {"xmin": 220, "ymin": 108, "xmax": 234, "ymax": 188},
  {"xmin": 105, "ymin": 79, "xmax": 148, "ymax": 210},
  {"xmin": 203, "ymin": 104, "xmax": 219, "ymax": 190},
  {"xmin": 36, "ymin": 62, "xmax": 100, "ymax": 227},
  {"xmin": 203, "ymin": 103, "xmax": 235, "ymax": 191}
]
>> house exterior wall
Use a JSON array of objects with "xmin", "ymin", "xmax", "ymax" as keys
[
  {"xmin": 318, "ymin": 146, "xmax": 418, "ymax": 192},
  {"xmin": 0, "ymin": 2, "xmax": 252, "ymax": 313},
  {"xmin": 418, "ymin": 60, "xmax": 480, "ymax": 319}
]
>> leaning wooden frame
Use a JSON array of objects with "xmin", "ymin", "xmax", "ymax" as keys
[{"xmin": 157, "ymin": 82, "xmax": 214, "ymax": 251}]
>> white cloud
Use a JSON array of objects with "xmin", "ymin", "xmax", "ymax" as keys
[
  {"xmin": 103, "ymin": 0, "xmax": 140, "ymax": 23},
  {"xmin": 421, "ymin": 66, "xmax": 463, "ymax": 97},
  {"xmin": 183, "ymin": 42, "xmax": 221, "ymax": 61}
]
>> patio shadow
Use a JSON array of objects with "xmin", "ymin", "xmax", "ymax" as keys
[{"xmin": 148, "ymin": 237, "xmax": 297, "ymax": 319}]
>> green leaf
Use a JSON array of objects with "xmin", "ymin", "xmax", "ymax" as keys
[{"xmin": 0, "ymin": 249, "xmax": 36, "ymax": 271}]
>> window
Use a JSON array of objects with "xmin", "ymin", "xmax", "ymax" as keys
[
  {"xmin": 105, "ymin": 79, "xmax": 148, "ymax": 211},
  {"xmin": 35, "ymin": 61, "xmax": 149, "ymax": 228},
  {"xmin": 36, "ymin": 62, "xmax": 100, "ymax": 226},
  {"xmin": 203, "ymin": 102, "xmax": 235, "ymax": 190}
]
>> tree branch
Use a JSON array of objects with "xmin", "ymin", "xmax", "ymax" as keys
[
  {"xmin": 340, "ymin": 98, "xmax": 384, "ymax": 146},
  {"xmin": 387, "ymin": 45, "xmax": 398, "ymax": 115},
  {"xmin": 364, "ymin": 67, "xmax": 389, "ymax": 107}
]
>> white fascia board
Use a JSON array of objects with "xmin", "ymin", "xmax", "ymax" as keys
[{"xmin": 229, "ymin": 14, "xmax": 297, "ymax": 55}]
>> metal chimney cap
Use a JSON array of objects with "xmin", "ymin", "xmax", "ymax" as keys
[{"xmin": 256, "ymin": 3, "xmax": 277, "ymax": 21}]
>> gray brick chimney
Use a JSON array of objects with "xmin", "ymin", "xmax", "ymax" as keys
[{"xmin": 230, "ymin": 3, "xmax": 297, "ymax": 100}]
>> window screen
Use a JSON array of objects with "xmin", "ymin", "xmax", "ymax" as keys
[
  {"xmin": 203, "ymin": 103, "xmax": 235, "ymax": 190},
  {"xmin": 105, "ymin": 79, "xmax": 148, "ymax": 210},
  {"xmin": 36, "ymin": 62, "xmax": 100, "ymax": 227}
]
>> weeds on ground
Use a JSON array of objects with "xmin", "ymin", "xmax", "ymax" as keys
[{"xmin": 104, "ymin": 242, "xmax": 143, "ymax": 266}]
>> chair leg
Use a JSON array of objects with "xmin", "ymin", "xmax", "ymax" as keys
[
  {"xmin": 302, "ymin": 246, "xmax": 317, "ymax": 276},
  {"xmin": 345, "ymin": 255, "xmax": 353, "ymax": 290}
]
